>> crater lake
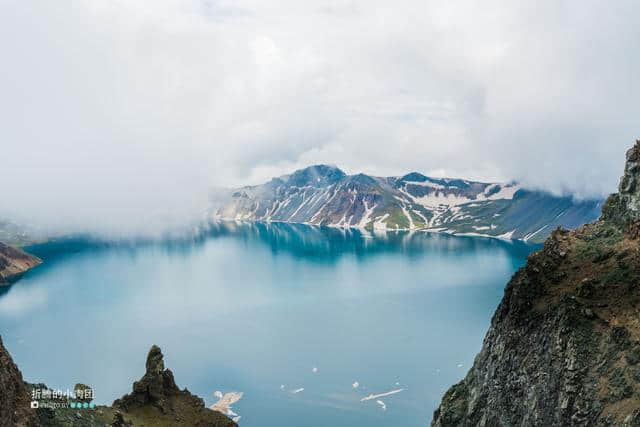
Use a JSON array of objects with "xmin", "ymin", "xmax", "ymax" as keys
[{"xmin": 0, "ymin": 222, "xmax": 538, "ymax": 426}]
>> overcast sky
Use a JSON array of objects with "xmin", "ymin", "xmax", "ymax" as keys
[{"xmin": 2, "ymin": 0, "xmax": 639, "ymax": 235}]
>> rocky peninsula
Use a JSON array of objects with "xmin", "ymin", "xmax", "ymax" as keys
[{"xmin": 0, "ymin": 242, "xmax": 41, "ymax": 284}]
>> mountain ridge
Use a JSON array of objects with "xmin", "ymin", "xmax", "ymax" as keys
[{"xmin": 214, "ymin": 164, "xmax": 603, "ymax": 243}]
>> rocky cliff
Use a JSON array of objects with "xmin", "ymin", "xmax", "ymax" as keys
[
  {"xmin": 214, "ymin": 164, "xmax": 602, "ymax": 243},
  {"xmin": 0, "ymin": 336, "xmax": 37, "ymax": 427},
  {"xmin": 0, "ymin": 241, "xmax": 41, "ymax": 284},
  {"xmin": 432, "ymin": 141, "xmax": 640, "ymax": 426}
]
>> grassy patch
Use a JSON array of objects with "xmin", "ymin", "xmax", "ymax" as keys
[
  {"xmin": 386, "ymin": 208, "xmax": 410, "ymax": 229},
  {"xmin": 575, "ymin": 223, "xmax": 624, "ymax": 261}
]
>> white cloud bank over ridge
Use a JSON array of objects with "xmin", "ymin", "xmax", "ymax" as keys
[{"xmin": 1, "ymin": 0, "xmax": 638, "ymax": 236}]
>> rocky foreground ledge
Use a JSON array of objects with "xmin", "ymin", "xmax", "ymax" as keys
[
  {"xmin": 432, "ymin": 141, "xmax": 640, "ymax": 425},
  {"xmin": 0, "ymin": 242, "xmax": 41, "ymax": 284},
  {"xmin": 0, "ymin": 337, "xmax": 236, "ymax": 427}
]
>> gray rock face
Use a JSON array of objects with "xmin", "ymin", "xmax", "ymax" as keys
[
  {"xmin": 432, "ymin": 142, "xmax": 640, "ymax": 426},
  {"xmin": 214, "ymin": 165, "xmax": 602, "ymax": 243},
  {"xmin": 603, "ymin": 141, "xmax": 640, "ymax": 230}
]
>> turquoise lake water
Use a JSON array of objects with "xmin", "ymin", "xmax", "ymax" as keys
[{"xmin": 0, "ymin": 222, "xmax": 537, "ymax": 426}]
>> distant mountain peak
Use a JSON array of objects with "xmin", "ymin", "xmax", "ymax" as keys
[
  {"xmin": 398, "ymin": 172, "xmax": 428, "ymax": 182},
  {"xmin": 285, "ymin": 164, "xmax": 346, "ymax": 187},
  {"xmin": 299, "ymin": 164, "xmax": 344, "ymax": 174}
]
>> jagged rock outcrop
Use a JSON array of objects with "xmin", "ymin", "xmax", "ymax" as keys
[
  {"xmin": 112, "ymin": 345, "xmax": 237, "ymax": 427},
  {"xmin": 113, "ymin": 345, "xmax": 180, "ymax": 412},
  {"xmin": 603, "ymin": 141, "xmax": 640, "ymax": 236},
  {"xmin": 432, "ymin": 141, "xmax": 640, "ymax": 426},
  {"xmin": 0, "ymin": 241, "xmax": 41, "ymax": 284},
  {"xmin": 0, "ymin": 336, "xmax": 37, "ymax": 427},
  {"xmin": 214, "ymin": 164, "xmax": 602, "ymax": 243},
  {"xmin": 0, "ymin": 341, "xmax": 235, "ymax": 427}
]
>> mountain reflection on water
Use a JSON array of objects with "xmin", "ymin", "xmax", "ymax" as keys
[{"xmin": 0, "ymin": 221, "xmax": 538, "ymax": 427}]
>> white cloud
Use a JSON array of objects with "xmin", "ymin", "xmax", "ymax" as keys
[{"xmin": 1, "ymin": 0, "xmax": 638, "ymax": 236}]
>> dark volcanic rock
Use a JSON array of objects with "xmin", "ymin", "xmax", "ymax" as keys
[
  {"xmin": 0, "ymin": 335, "xmax": 37, "ymax": 426},
  {"xmin": 110, "ymin": 411, "xmax": 132, "ymax": 427},
  {"xmin": 0, "ymin": 241, "xmax": 41, "ymax": 284},
  {"xmin": 113, "ymin": 345, "xmax": 237, "ymax": 427},
  {"xmin": 113, "ymin": 345, "xmax": 180, "ymax": 412},
  {"xmin": 432, "ymin": 141, "xmax": 640, "ymax": 426}
]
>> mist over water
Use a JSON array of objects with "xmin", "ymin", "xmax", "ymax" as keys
[{"xmin": 0, "ymin": 223, "xmax": 538, "ymax": 426}]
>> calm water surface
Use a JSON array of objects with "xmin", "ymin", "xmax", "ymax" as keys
[{"xmin": 0, "ymin": 222, "xmax": 538, "ymax": 426}]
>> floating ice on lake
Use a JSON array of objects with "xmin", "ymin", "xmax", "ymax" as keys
[
  {"xmin": 361, "ymin": 388, "xmax": 404, "ymax": 402},
  {"xmin": 210, "ymin": 391, "xmax": 243, "ymax": 420}
]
